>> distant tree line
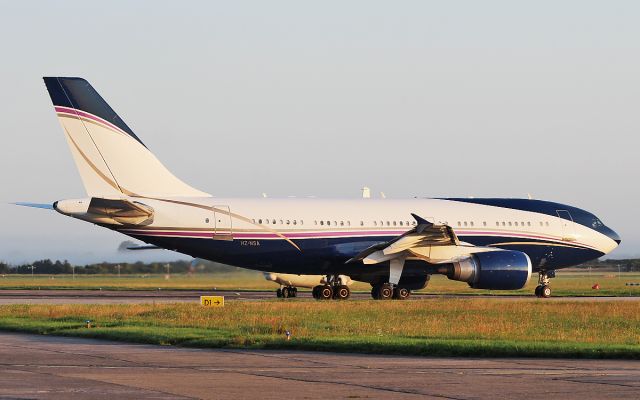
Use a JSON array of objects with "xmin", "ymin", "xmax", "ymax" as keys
[
  {"xmin": 1, "ymin": 258, "xmax": 639, "ymax": 275},
  {"xmin": 578, "ymin": 259, "xmax": 640, "ymax": 273},
  {"xmin": 0, "ymin": 259, "xmax": 244, "ymax": 275}
]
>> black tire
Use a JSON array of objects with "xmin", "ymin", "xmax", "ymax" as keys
[
  {"xmin": 541, "ymin": 285, "xmax": 551, "ymax": 298},
  {"xmin": 312, "ymin": 285, "xmax": 321, "ymax": 299},
  {"xmin": 336, "ymin": 285, "xmax": 350, "ymax": 300},
  {"xmin": 371, "ymin": 286, "xmax": 379, "ymax": 300},
  {"xmin": 378, "ymin": 284, "xmax": 393, "ymax": 300},
  {"xmin": 292, "ymin": 287, "xmax": 298, "ymax": 297},
  {"xmin": 276, "ymin": 288, "xmax": 282, "ymax": 298},
  {"xmin": 281, "ymin": 287, "xmax": 289, "ymax": 298},
  {"xmin": 394, "ymin": 287, "xmax": 410, "ymax": 300},
  {"xmin": 319, "ymin": 285, "xmax": 333, "ymax": 300},
  {"xmin": 534, "ymin": 285, "xmax": 542, "ymax": 297}
]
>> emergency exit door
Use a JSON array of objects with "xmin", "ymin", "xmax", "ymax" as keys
[{"xmin": 213, "ymin": 205, "xmax": 233, "ymax": 241}]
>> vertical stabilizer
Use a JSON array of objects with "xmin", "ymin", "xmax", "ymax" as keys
[{"xmin": 43, "ymin": 77, "xmax": 209, "ymax": 198}]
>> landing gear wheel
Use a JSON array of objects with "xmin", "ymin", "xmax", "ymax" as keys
[
  {"xmin": 281, "ymin": 287, "xmax": 290, "ymax": 298},
  {"xmin": 291, "ymin": 287, "xmax": 298, "ymax": 297},
  {"xmin": 334, "ymin": 285, "xmax": 350, "ymax": 300},
  {"xmin": 375, "ymin": 284, "xmax": 394, "ymax": 300},
  {"xmin": 371, "ymin": 286, "xmax": 379, "ymax": 300},
  {"xmin": 536, "ymin": 271, "xmax": 553, "ymax": 298},
  {"xmin": 541, "ymin": 285, "xmax": 551, "ymax": 298},
  {"xmin": 276, "ymin": 288, "xmax": 283, "ymax": 298},
  {"xmin": 319, "ymin": 285, "xmax": 333, "ymax": 300},
  {"xmin": 393, "ymin": 287, "xmax": 411, "ymax": 300},
  {"xmin": 312, "ymin": 285, "xmax": 322, "ymax": 299}
]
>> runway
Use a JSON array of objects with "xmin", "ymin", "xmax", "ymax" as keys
[
  {"xmin": 0, "ymin": 332, "xmax": 637, "ymax": 400},
  {"xmin": 0, "ymin": 289, "xmax": 638, "ymax": 304}
]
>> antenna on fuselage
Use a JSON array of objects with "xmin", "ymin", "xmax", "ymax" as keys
[{"xmin": 361, "ymin": 187, "xmax": 371, "ymax": 199}]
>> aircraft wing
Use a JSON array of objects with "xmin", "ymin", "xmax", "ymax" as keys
[{"xmin": 348, "ymin": 213, "xmax": 495, "ymax": 265}]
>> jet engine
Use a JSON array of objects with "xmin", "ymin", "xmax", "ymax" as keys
[{"xmin": 447, "ymin": 250, "xmax": 532, "ymax": 290}]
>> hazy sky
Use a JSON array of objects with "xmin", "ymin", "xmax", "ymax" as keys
[{"xmin": 1, "ymin": 1, "xmax": 639, "ymax": 264}]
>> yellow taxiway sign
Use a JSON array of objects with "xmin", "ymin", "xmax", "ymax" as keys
[{"xmin": 200, "ymin": 296, "xmax": 224, "ymax": 307}]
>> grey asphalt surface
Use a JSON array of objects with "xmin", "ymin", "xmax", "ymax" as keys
[
  {"xmin": 0, "ymin": 332, "xmax": 638, "ymax": 399},
  {"xmin": 0, "ymin": 289, "xmax": 638, "ymax": 304}
]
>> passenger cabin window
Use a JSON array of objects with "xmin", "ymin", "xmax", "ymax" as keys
[
  {"xmin": 360, "ymin": 221, "xmax": 364, "ymax": 226},
  {"xmin": 470, "ymin": 221, "xmax": 474, "ymax": 227}
]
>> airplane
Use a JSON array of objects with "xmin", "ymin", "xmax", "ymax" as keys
[{"xmin": 17, "ymin": 77, "xmax": 621, "ymax": 300}]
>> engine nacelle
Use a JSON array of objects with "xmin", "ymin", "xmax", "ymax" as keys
[{"xmin": 449, "ymin": 250, "xmax": 532, "ymax": 290}]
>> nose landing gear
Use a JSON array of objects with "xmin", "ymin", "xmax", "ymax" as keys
[{"xmin": 534, "ymin": 270, "xmax": 555, "ymax": 298}]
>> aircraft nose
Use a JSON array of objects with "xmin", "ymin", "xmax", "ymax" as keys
[{"xmin": 605, "ymin": 226, "xmax": 621, "ymax": 246}]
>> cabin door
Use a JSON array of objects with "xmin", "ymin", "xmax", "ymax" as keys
[
  {"xmin": 555, "ymin": 210, "xmax": 576, "ymax": 241},
  {"xmin": 213, "ymin": 205, "xmax": 233, "ymax": 241}
]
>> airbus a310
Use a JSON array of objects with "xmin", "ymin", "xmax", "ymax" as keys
[{"xmin": 18, "ymin": 77, "xmax": 620, "ymax": 300}]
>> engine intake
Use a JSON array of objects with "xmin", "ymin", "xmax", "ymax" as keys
[{"xmin": 449, "ymin": 250, "xmax": 532, "ymax": 290}]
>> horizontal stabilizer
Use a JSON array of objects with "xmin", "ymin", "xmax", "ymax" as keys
[
  {"xmin": 126, "ymin": 245, "xmax": 161, "ymax": 250},
  {"xmin": 13, "ymin": 202, "xmax": 54, "ymax": 210},
  {"xmin": 54, "ymin": 197, "xmax": 154, "ymax": 226}
]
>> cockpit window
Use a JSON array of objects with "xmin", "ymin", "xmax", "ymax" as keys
[{"xmin": 592, "ymin": 218, "xmax": 604, "ymax": 229}]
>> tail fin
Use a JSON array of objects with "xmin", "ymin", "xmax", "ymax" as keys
[{"xmin": 43, "ymin": 77, "xmax": 209, "ymax": 198}]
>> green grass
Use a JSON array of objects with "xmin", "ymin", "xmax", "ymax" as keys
[
  {"xmin": 1, "ymin": 271, "xmax": 639, "ymax": 297},
  {"xmin": 0, "ymin": 299, "xmax": 638, "ymax": 359}
]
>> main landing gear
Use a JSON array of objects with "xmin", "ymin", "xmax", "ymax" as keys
[
  {"xmin": 371, "ymin": 283, "xmax": 411, "ymax": 300},
  {"xmin": 312, "ymin": 275, "xmax": 351, "ymax": 300},
  {"xmin": 276, "ymin": 286, "xmax": 298, "ymax": 298},
  {"xmin": 534, "ymin": 270, "xmax": 555, "ymax": 298}
]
